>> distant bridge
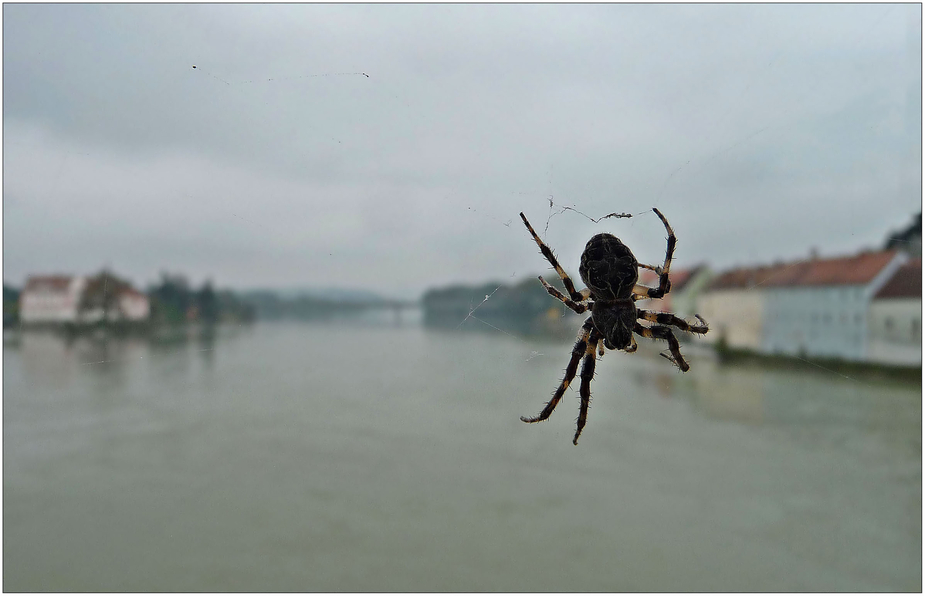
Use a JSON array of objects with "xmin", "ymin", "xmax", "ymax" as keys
[
  {"xmin": 347, "ymin": 299, "xmax": 420, "ymax": 323},
  {"xmin": 350, "ymin": 299, "xmax": 419, "ymax": 311}
]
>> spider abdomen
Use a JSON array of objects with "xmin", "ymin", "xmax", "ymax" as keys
[{"xmin": 579, "ymin": 233, "xmax": 638, "ymax": 300}]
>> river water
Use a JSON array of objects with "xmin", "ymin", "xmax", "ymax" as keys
[{"xmin": 4, "ymin": 320, "xmax": 921, "ymax": 591}]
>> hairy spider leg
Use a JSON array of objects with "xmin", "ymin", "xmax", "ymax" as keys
[
  {"xmin": 574, "ymin": 328, "xmax": 601, "ymax": 445},
  {"xmin": 537, "ymin": 277, "xmax": 591, "ymax": 314},
  {"xmin": 520, "ymin": 212, "xmax": 586, "ymax": 302},
  {"xmin": 634, "ymin": 322, "xmax": 691, "ymax": 371},
  {"xmin": 596, "ymin": 336, "xmax": 605, "ymax": 357},
  {"xmin": 521, "ymin": 318, "xmax": 594, "ymax": 424},
  {"xmin": 624, "ymin": 335, "xmax": 638, "ymax": 353},
  {"xmin": 631, "ymin": 287, "xmax": 653, "ymax": 301},
  {"xmin": 636, "ymin": 310, "xmax": 709, "ymax": 335},
  {"xmin": 632, "ymin": 208, "xmax": 676, "ymax": 300}
]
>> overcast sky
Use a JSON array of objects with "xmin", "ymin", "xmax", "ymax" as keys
[{"xmin": 4, "ymin": 3, "xmax": 921, "ymax": 298}]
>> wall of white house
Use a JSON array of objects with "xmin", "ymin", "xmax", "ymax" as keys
[
  {"xmin": 868, "ymin": 298, "xmax": 922, "ymax": 366},
  {"xmin": 762, "ymin": 285, "xmax": 869, "ymax": 360},
  {"xmin": 19, "ymin": 277, "xmax": 150, "ymax": 324},
  {"xmin": 760, "ymin": 254, "xmax": 908, "ymax": 362},
  {"xmin": 698, "ymin": 289, "xmax": 764, "ymax": 350},
  {"xmin": 120, "ymin": 295, "xmax": 150, "ymax": 321},
  {"xmin": 19, "ymin": 278, "xmax": 86, "ymax": 323}
]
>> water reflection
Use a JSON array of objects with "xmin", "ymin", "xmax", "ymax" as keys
[
  {"xmin": 3, "ymin": 321, "xmax": 920, "ymax": 591},
  {"xmin": 197, "ymin": 326, "xmax": 216, "ymax": 368},
  {"xmin": 620, "ymin": 342, "xmax": 922, "ymax": 449}
]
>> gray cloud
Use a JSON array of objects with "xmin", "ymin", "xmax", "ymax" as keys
[{"xmin": 4, "ymin": 3, "xmax": 920, "ymax": 296}]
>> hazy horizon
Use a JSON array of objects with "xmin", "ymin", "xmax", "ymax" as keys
[{"xmin": 4, "ymin": 4, "xmax": 921, "ymax": 297}]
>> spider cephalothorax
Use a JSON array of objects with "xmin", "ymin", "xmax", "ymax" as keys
[{"xmin": 519, "ymin": 208, "xmax": 708, "ymax": 445}]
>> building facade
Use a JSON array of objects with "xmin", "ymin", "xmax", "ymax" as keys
[
  {"xmin": 697, "ymin": 251, "xmax": 911, "ymax": 364},
  {"xmin": 867, "ymin": 258, "xmax": 921, "ymax": 366},
  {"xmin": 119, "ymin": 288, "xmax": 151, "ymax": 321},
  {"xmin": 760, "ymin": 251, "xmax": 906, "ymax": 361},
  {"xmin": 697, "ymin": 266, "xmax": 780, "ymax": 350},
  {"xmin": 19, "ymin": 274, "xmax": 150, "ymax": 325},
  {"xmin": 19, "ymin": 276, "xmax": 87, "ymax": 324}
]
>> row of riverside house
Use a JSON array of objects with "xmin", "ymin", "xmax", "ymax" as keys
[
  {"xmin": 18, "ymin": 274, "xmax": 150, "ymax": 325},
  {"xmin": 640, "ymin": 249, "xmax": 920, "ymax": 367}
]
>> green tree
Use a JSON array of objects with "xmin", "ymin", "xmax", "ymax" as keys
[
  {"xmin": 148, "ymin": 273, "xmax": 192, "ymax": 325},
  {"xmin": 4, "ymin": 284, "xmax": 20, "ymax": 328},
  {"xmin": 196, "ymin": 280, "xmax": 219, "ymax": 325},
  {"xmin": 79, "ymin": 270, "xmax": 132, "ymax": 322}
]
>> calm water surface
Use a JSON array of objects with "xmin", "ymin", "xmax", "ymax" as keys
[{"xmin": 4, "ymin": 321, "xmax": 921, "ymax": 591}]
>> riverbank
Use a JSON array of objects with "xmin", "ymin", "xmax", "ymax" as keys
[{"xmin": 715, "ymin": 342, "xmax": 921, "ymax": 385}]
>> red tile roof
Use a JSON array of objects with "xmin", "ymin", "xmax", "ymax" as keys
[
  {"xmin": 23, "ymin": 276, "xmax": 73, "ymax": 293},
  {"xmin": 709, "ymin": 251, "xmax": 900, "ymax": 290},
  {"xmin": 780, "ymin": 251, "xmax": 899, "ymax": 286},
  {"xmin": 708, "ymin": 264, "xmax": 790, "ymax": 290},
  {"xmin": 119, "ymin": 287, "xmax": 149, "ymax": 300},
  {"xmin": 874, "ymin": 258, "xmax": 921, "ymax": 299}
]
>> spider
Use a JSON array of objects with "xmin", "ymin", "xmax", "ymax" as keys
[{"xmin": 519, "ymin": 208, "xmax": 709, "ymax": 445}]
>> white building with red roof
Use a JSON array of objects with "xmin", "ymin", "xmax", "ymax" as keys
[
  {"xmin": 19, "ymin": 275, "xmax": 87, "ymax": 324},
  {"xmin": 699, "ymin": 250, "xmax": 910, "ymax": 363},
  {"xmin": 698, "ymin": 265, "xmax": 780, "ymax": 351},
  {"xmin": 19, "ymin": 274, "xmax": 150, "ymax": 325},
  {"xmin": 118, "ymin": 287, "xmax": 151, "ymax": 321},
  {"xmin": 867, "ymin": 258, "xmax": 921, "ymax": 366},
  {"xmin": 760, "ymin": 250, "xmax": 907, "ymax": 361}
]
